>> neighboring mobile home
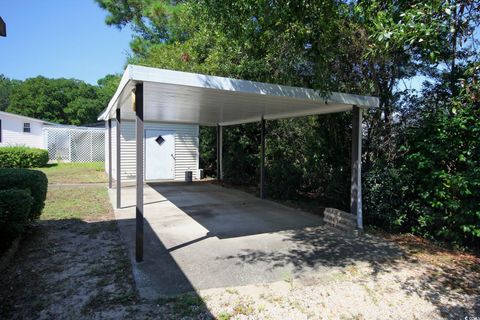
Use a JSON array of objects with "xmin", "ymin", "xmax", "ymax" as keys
[
  {"xmin": 0, "ymin": 110, "xmax": 56, "ymax": 149},
  {"xmin": 0, "ymin": 111, "xmax": 106, "ymax": 163}
]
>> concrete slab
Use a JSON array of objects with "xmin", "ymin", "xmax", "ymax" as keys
[{"xmin": 110, "ymin": 182, "xmax": 401, "ymax": 298}]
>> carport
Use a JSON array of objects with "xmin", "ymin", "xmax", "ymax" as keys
[{"xmin": 98, "ymin": 64, "xmax": 379, "ymax": 263}]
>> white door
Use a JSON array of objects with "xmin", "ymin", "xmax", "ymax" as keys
[{"xmin": 145, "ymin": 129, "xmax": 175, "ymax": 180}]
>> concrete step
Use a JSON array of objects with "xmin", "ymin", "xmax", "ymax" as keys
[
  {"xmin": 323, "ymin": 215, "xmax": 357, "ymax": 227},
  {"xmin": 322, "ymin": 207, "xmax": 360, "ymax": 236}
]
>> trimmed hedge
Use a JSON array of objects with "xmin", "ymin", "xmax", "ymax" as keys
[
  {"xmin": 0, "ymin": 189, "xmax": 33, "ymax": 252},
  {"xmin": 0, "ymin": 146, "xmax": 49, "ymax": 168},
  {"xmin": 0, "ymin": 169, "xmax": 48, "ymax": 220}
]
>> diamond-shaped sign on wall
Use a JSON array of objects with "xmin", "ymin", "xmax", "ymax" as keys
[{"xmin": 155, "ymin": 135, "xmax": 165, "ymax": 146}]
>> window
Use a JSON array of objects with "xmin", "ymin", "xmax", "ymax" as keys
[{"xmin": 23, "ymin": 122, "xmax": 31, "ymax": 133}]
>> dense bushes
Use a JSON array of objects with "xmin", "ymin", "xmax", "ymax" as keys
[
  {"xmin": 362, "ymin": 81, "xmax": 480, "ymax": 248},
  {"xmin": 0, "ymin": 168, "xmax": 47, "ymax": 252},
  {"xmin": 0, "ymin": 189, "xmax": 33, "ymax": 252},
  {"xmin": 0, "ymin": 146, "xmax": 49, "ymax": 168},
  {"xmin": 205, "ymin": 114, "xmax": 352, "ymax": 208},
  {"xmin": 0, "ymin": 169, "xmax": 48, "ymax": 220},
  {"xmin": 403, "ymin": 107, "xmax": 479, "ymax": 245}
]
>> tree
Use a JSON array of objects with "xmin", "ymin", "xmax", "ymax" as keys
[
  {"xmin": 0, "ymin": 75, "xmax": 20, "ymax": 111},
  {"xmin": 362, "ymin": 0, "xmax": 480, "ymax": 246},
  {"xmin": 96, "ymin": 74, "xmax": 121, "ymax": 108},
  {"xmin": 392, "ymin": 63, "xmax": 480, "ymax": 246},
  {"xmin": 6, "ymin": 75, "xmax": 120, "ymax": 125}
]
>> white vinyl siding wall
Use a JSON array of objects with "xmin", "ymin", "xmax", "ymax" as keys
[
  {"xmin": 106, "ymin": 120, "xmax": 199, "ymax": 180},
  {"xmin": 0, "ymin": 112, "xmax": 45, "ymax": 148}
]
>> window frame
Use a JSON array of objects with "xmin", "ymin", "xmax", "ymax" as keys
[{"xmin": 23, "ymin": 122, "xmax": 31, "ymax": 133}]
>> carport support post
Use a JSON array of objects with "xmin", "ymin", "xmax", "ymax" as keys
[
  {"xmin": 217, "ymin": 124, "xmax": 223, "ymax": 181},
  {"xmin": 351, "ymin": 105, "xmax": 363, "ymax": 231},
  {"xmin": 135, "ymin": 83, "xmax": 144, "ymax": 262},
  {"xmin": 116, "ymin": 108, "xmax": 121, "ymax": 209},
  {"xmin": 260, "ymin": 117, "xmax": 266, "ymax": 199},
  {"xmin": 108, "ymin": 119, "xmax": 112, "ymax": 189}
]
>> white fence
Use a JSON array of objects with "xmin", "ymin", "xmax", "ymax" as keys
[{"xmin": 43, "ymin": 126, "xmax": 105, "ymax": 162}]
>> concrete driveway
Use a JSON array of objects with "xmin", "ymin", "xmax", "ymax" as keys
[{"xmin": 110, "ymin": 182, "xmax": 401, "ymax": 298}]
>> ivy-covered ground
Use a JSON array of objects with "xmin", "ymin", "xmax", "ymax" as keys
[{"xmin": 0, "ymin": 167, "xmax": 478, "ymax": 319}]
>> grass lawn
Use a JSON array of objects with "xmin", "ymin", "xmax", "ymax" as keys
[
  {"xmin": 41, "ymin": 186, "xmax": 112, "ymax": 221},
  {"xmin": 37, "ymin": 162, "xmax": 107, "ymax": 184}
]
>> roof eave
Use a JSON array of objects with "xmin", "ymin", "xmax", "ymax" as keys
[
  {"xmin": 97, "ymin": 65, "xmax": 380, "ymax": 122},
  {"xmin": 97, "ymin": 65, "xmax": 134, "ymax": 121}
]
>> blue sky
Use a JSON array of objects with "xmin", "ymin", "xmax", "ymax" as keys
[{"xmin": 0, "ymin": 0, "xmax": 132, "ymax": 84}]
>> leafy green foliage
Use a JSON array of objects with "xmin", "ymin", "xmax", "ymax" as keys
[
  {"xmin": 199, "ymin": 126, "xmax": 216, "ymax": 177},
  {"xmin": 265, "ymin": 114, "xmax": 351, "ymax": 207},
  {"xmin": 402, "ymin": 89, "xmax": 479, "ymax": 245},
  {"xmin": 0, "ymin": 146, "xmax": 49, "ymax": 168},
  {"xmin": 0, "ymin": 75, "xmax": 20, "ymax": 111},
  {"xmin": 5, "ymin": 74, "xmax": 120, "ymax": 125},
  {"xmin": 0, "ymin": 188, "xmax": 33, "ymax": 252},
  {"xmin": 222, "ymin": 123, "xmax": 261, "ymax": 186},
  {"xmin": 97, "ymin": 0, "xmax": 346, "ymax": 90},
  {"xmin": 364, "ymin": 65, "xmax": 480, "ymax": 247},
  {"xmin": 0, "ymin": 168, "xmax": 48, "ymax": 221},
  {"xmin": 361, "ymin": 1, "xmax": 480, "ymax": 247}
]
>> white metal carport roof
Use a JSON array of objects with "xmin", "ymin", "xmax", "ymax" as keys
[
  {"xmin": 98, "ymin": 65, "xmax": 379, "ymax": 125},
  {"xmin": 102, "ymin": 64, "xmax": 379, "ymax": 263}
]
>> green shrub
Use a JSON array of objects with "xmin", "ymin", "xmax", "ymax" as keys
[
  {"xmin": 364, "ymin": 101, "xmax": 480, "ymax": 248},
  {"xmin": 0, "ymin": 146, "xmax": 49, "ymax": 168},
  {"xmin": 0, "ymin": 189, "xmax": 33, "ymax": 252},
  {"xmin": 397, "ymin": 106, "xmax": 480, "ymax": 247},
  {"xmin": 0, "ymin": 169, "xmax": 48, "ymax": 220}
]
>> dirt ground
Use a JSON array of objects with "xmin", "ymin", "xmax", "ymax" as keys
[
  {"xmin": 0, "ymin": 184, "xmax": 479, "ymax": 319},
  {"xmin": 200, "ymin": 235, "xmax": 480, "ymax": 319}
]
